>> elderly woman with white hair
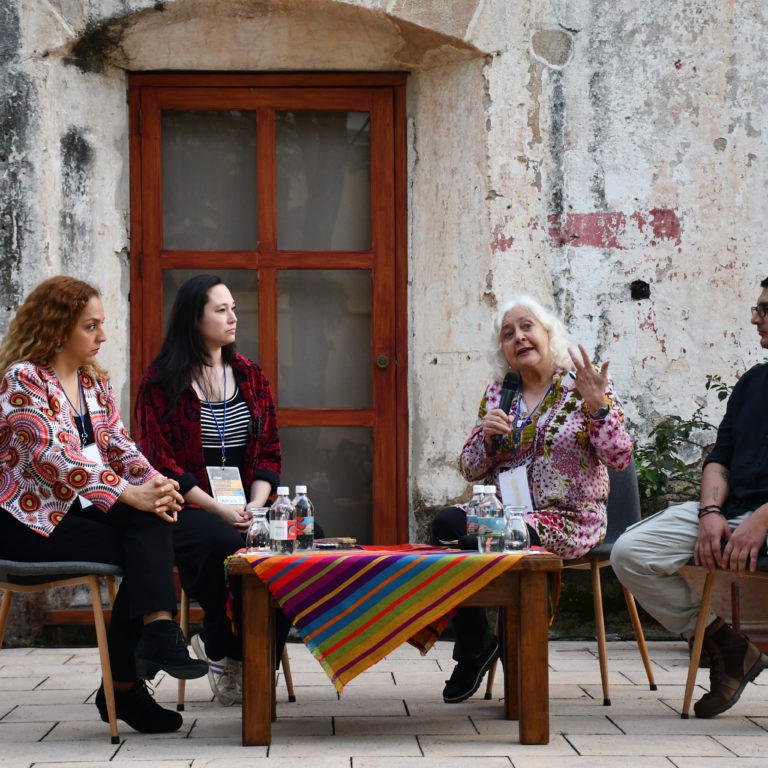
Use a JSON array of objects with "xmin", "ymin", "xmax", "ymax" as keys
[{"xmin": 433, "ymin": 294, "xmax": 633, "ymax": 704}]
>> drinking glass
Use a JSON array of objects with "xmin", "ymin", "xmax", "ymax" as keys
[
  {"xmin": 246, "ymin": 507, "xmax": 271, "ymax": 552},
  {"xmin": 503, "ymin": 506, "xmax": 530, "ymax": 551}
]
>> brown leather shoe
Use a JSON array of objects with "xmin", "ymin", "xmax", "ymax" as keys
[
  {"xmin": 694, "ymin": 618, "xmax": 768, "ymax": 718},
  {"xmin": 687, "ymin": 634, "xmax": 711, "ymax": 668}
]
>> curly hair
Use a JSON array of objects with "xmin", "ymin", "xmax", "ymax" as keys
[
  {"xmin": 0, "ymin": 276, "xmax": 107, "ymax": 378},
  {"xmin": 490, "ymin": 294, "xmax": 573, "ymax": 380}
]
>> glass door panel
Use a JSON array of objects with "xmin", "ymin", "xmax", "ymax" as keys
[
  {"xmin": 162, "ymin": 269, "xmax": 259, "ymax": 363},
  {"xmin": 162, "ymin": 110, "xmax": 258, "ymax": 250},
  {"xmin": 132, "ymin": 78, "xmax": 403, "ymax": 545},
  {"xmin": 277, "ymin": 270, "xmax": 372, "ymax": 409},
  {"xmin": 279, "ymin": 426, "xmax": 373, "ymax": 544},
  {"xmin": 275, "ymin": 111, "xmax": 371, "ymax": 251}
]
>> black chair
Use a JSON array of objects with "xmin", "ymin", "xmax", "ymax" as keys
[
  {"xmin": 0, "ymin": 559, "xmax": 123, "ymax": 743},
  {"xmin": 485, "ymin": 459, "xmax": 657, "ymax": 704},
  {"xmin": 681, "ymin": 555, "xmax": 768, "ymax": 718}
]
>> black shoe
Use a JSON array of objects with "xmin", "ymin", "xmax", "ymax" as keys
[
  {"xmin": 134, "ymin": 619, "xmax": 209, "ymax": 680},
  {"xmin": 443, "ymin": 636, "xmax": 499, "ymax": 703},
  {"xmin": 95, "ymin": 681, "xmax": 183, "ymax": 733}
]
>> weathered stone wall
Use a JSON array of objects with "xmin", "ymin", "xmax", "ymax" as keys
[{"xmin": 0, "ymin": 0, "xmax": 766, "ymax": 641}]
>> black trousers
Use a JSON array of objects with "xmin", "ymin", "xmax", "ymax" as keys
[
  {"xmin": 431, "ymin": 505, "xmax": 540, "ymax": 662},
  {"xmin": 0, "ymin": 501, "xmax": 177, "ymax": 681},
  {"xmin": 172, "ymin": 505, "xmax": 291, "ymax": 665}
]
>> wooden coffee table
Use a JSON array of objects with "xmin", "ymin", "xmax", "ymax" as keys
[{"xmin": 227, "ymin": 551, "xmax": 561, "ymax": 746}]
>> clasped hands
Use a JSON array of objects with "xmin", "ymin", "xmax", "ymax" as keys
[
  {"xmin": 696, "ymin": 510, "xmax": 768, "ymax": 576},
  {"xmin": 120, "ymin": 475, "xmax": 184, "ymax": 522}
]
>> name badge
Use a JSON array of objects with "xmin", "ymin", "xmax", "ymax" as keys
[
  {"xmin": 498, "ymin": 465, "xmax": 534, "ymax": 513},
  {"xmin": 206, "ymin": 465, "xmax": 247, "ymax": 506},
  {"xmin": 79, "ymin": 442, "xmax": 103, "ymax": 508}
]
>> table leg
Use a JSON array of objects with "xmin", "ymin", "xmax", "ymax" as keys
[
  {"xmin": 240, "ymin": 575, "xmax": 273, "ymax": 746},
  {"xmin": 500, "ymin": 603, "xmax": 520, "ymax": 721},
  {"xmin": 518, "ymin": 571, "xmax": 549, "ymax": 745}
]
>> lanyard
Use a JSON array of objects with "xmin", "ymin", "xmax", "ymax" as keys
[
  {"xmin": 512, "ymin": 382, "xmax": 553, "ymax": 455},
  {"xmin": 194, "ymin": 365, "xmax": 228, "ymax": 466},
  {"xmin": 61, "ymin": 371, "xmax": 88, "ymax": 449}
]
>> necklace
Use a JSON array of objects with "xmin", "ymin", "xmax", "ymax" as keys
[
  {"xmin": 194, "ymin": 364, "xmax": 228, "ymax": 466},
  {"xmin": 60, "ymin": 370, "xmax": 88, "ymax": 448},
  {"xmin": 512, "ymin": 382, "xmax": 553, "ymax": 455}
]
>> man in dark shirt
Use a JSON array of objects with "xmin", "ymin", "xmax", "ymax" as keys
[{"xmin": 612, "ymin": 276, "xmax": 768, "ymax": 718}]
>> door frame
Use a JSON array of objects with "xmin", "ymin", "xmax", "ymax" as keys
[{"xmin": 128, "ymin": 72, "xmax": 409, "ymax": 542}]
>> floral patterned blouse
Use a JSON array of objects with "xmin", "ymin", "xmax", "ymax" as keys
[
  {"xmin": 459, "ymin": 368, "xmax": 633, "ymax": 559},
  {"xmin": 0, "ymin": 362, "xmax": 159, "ymax": 536}
]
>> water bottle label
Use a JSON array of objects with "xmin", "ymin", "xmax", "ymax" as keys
[
  {"xmin": 270, "ymin": 519, "xmax": 288, "ymax": 539},
  {"xmin": 477, "ymin": 516, "xmax": 504, "ymax": 537},
  {"xmin": 297, "ymin": 516, "xmax": 314, "ymax": 535},
  {"xmin": 466, "ymin": 514, "xmax": 479, "ymax": 534},
  {"xmin": 286, "ymin": 518, "xmax": 297, "ymax": 540}
]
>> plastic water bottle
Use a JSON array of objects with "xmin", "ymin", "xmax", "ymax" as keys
[
  {"xmin": 477, "ymin": 485, "xmax": 504, "ymax": 553},
  {"xmin": 269, "ymin": 487, "xmax": 297, "ymax": 555},
  {"xmin": 293, "ymin": 485, "xmax": 315, "ymax": 551},
  {"xmin": 465, "ymin": 485, "xmax": 485, "ymax": 538}
]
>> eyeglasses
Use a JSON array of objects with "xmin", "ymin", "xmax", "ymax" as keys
[{"xmin": 751, "ymin": 304, "xmax": 768, "ymax": 319}]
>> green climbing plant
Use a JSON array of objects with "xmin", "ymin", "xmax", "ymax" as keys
[{"xmin": 634, "ymin": 375, "xmax": 733, "ymax": 517}]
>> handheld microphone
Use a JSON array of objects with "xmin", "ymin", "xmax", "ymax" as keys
[{"xmin": 490, "ymin": 370, "xmax": 520, "ymax": 456}]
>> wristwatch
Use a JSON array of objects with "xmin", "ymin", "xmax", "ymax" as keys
[{"xmin": 589, "ymin": 405, "xmax": 610, "ymax": 421}]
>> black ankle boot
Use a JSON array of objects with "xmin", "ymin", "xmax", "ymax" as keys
[
  {"xmin": 134, "ymin": 620, "xmax": 209, "ymax": 680},
  {"xmin": 95, "ymin": 681, "xmax": 183, "ymax": 733}
]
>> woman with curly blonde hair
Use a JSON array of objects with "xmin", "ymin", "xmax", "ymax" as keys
[{"xmin": 0, "ymin": 276, "xmax": 207, "ymax": 734}]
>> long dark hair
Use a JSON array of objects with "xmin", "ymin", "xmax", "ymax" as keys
[{"xmin": 144, "ymin": 274, "xmax": 236, "ymax": 416}]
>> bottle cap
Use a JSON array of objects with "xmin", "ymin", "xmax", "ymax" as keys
[
  {"xmin": 295, "ymin": 485, "xmax": 307, "ymax": 494},
  {"xmin": 484, "ymin": 485, "xmax": 497, "ymax": 494},
  {"xmin": 277, "ymin": 486, "xmax": 289, "ymax": 495},
  {"xmin": 472, "ymin": 485, "xmax": 484, "ymax": 494}
]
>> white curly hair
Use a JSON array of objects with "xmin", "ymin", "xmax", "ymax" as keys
[{"xmin": 490, "ymin": 294, "xmax": 573, "ymax": 380}]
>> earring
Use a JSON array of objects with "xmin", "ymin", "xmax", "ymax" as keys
[{"xmin": 55, "ymin": 342, "xmax": 63, "ymax": 353}]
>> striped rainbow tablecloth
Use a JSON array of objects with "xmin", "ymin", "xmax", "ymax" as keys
[{"xmin": 226, "ymin": 545, "xmax": 538, "ymax": 692}]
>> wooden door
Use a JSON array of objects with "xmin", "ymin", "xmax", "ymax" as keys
[{"xmin": 129, "ymin": 74, "xmax": 407, "ymax": 544}]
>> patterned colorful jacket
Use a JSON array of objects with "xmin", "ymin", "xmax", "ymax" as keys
[
  {"xmin": 0, "ymin": 362, "xmax": 159, "ymax": 536},
  {"xmin": 137, "ymin": 354, "xmax": 281, "ymax": 498},
  {"xmin": 459, "ymin": 369, "xmax": 633, "ymax": 559}
]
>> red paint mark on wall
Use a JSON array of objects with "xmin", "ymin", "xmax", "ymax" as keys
[
  {"xmin": 546, "ymin": 208, "xmax": 681, "ymax": 249},
  {"xmin": 631, "ymin": 208, "xmax": 682, "ymax": 245},
  {"xmin": 491, "ymin": 222, "xmax": 514, "ymax": 253},
  {"xmin": 548, "ymin": 212, "xmax": 627, "ymax": 248}
]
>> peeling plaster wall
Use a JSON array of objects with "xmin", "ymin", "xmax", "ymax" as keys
[{"xmin": 0, "ymin": 0, "xmax": 766, "ymax": 556}]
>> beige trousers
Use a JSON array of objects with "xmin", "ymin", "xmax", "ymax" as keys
[{"xmin": 611, "ymin": 501, "xmax": 752, "ymax": 638}]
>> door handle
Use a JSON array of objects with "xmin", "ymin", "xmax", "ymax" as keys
[{"xmin": 375, "ymin": 354, "xmax": 390, "ymax": 370}]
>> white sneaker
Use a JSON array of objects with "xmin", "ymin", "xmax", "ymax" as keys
[
  {"xmin": 230, "ymin": 659, "xmax": 243, "ymax": 704},
  {"xmin": 191, "ymin": 633, "xmax": 238, "ymax": 706}
]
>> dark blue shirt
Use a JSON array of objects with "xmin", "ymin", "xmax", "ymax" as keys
[{"xmin": 704, "ymin": 362, "xmax": 768, "ymax": 518}]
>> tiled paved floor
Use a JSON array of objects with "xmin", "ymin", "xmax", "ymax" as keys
[{"xmin": 2, "ymin": 638, "xmax": 768, "ymax": 767}]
